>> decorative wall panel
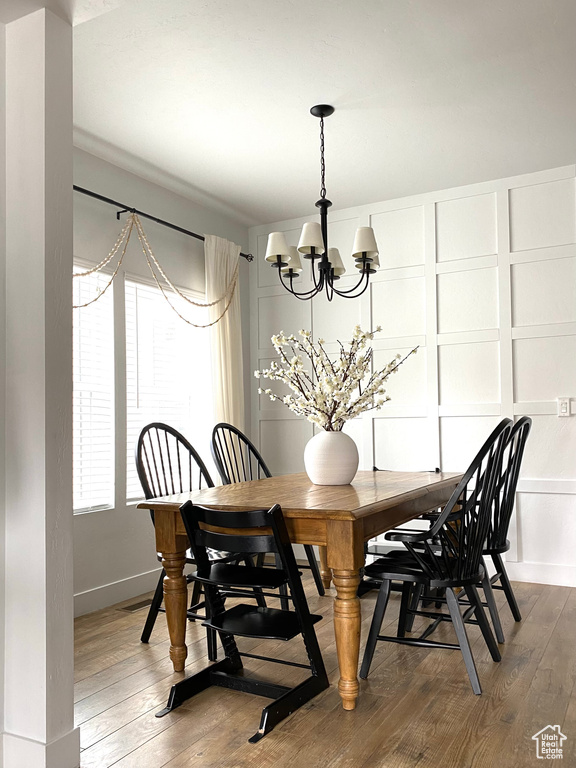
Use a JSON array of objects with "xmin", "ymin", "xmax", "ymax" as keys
[
  {"xmin": 250, "ymin": 165, "xmax": 576, "ymax": 586},
  {"xmin": 437, "ymin": 268, "xmax": 499, "ymax": 334},
  {"xmin": 312, "ymin": 284, "xmax": 362, "ymax": 342},
  {"xmin": 374, "ymin": 417, "xmax": 432, "ymax": 471},
  {"xmin": 372, "ymin": 277, "xmax": 426, "ymax": 337},
  {"xmin": 511, "ymin": 257, "xmax": 576, "ymax": 327},
  {"xmin": 325, "ymin": 216, "xmax": 362, "ymax": 273},
  {"xmin": 440, "ymin": 416, "xmax": 502, "ymax": 472},
  {"xmin": 513, "ymin": 335, "xmax": 576, "ymax": 402},
  {"xmin": 436, "ymin": 193, "xmax": 497, "ymax": 262},
  {"xmin": 258, "ymin": 293, "xmax": 309, "ymax": 350},
  {"xmin": 517, "ymin": 492, "xmax": 576, "ymax": 566},
  {"xmin": 519, "ymin": 415, "xmax": 576, "ymax": 480},
  {"xmin": 374, "ymin": 347, "xmax": 426, "ymax": 407},
  {"xmin": 370, "ymin": 206, "xmax": 425, "ymax": 268},
  {"xmin": 260, "ymin": 419, "xmax": 311, "ymax": 476},
  {"xmin": 439, "ymin": 341, "xmax": 500, "ymax": 405},
  {"xmin": 509, "ymin": 178, "xmax": 576, "ymax": 252}
]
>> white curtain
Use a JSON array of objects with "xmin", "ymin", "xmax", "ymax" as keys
[{"xmin": 205, "ymin": 234, "xmax": 245, "ymax": 432}]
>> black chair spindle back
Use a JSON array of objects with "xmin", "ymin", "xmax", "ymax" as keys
[
  {"xmin": 211, "ymin": 422, "xmax": 272, "ymax": 485},
  {"xmin": 134, "ymin": 422, "xmax": 217, "ymax": 649},
  {"xmin": 395, "ymin": 418, "xmax": 512, "ymax": 587},
  {"xmin": 136, "ymin": 422, "xmax": 214, "ymax": 522},
  {"xmin": 486, "ymin": 416, "xmax": 532, "ymax": 552}
]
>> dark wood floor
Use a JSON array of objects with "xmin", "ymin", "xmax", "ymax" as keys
[{"xmin": 75, "ymin": 573, "xmax": 576, "ymax": 767}]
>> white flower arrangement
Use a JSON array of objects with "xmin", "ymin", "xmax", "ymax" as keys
[{"xmin": 254, "ymin": 326, "xmax": 417, "ymax": 432}]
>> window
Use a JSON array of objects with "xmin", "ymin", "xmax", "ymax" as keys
[
  {"xmin": 73, "ymin": 271, "xmax": 115, "ymax": 512},
  {"xmin": 73, "ymin": 271, "xmax": 214, "ymax": 512},
  {"xmin": 125, "ymin": 279, "xmax": 214, "ymax": 501}
]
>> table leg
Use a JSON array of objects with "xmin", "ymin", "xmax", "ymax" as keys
[
  {"xmin": 332, "ymin": 569, "xmax": 362, "ymax": 710},
  {"xmin": 161, "ymin": 550, "xmax": 188, "ymax": 672},
  {"xmin": 318, "ymin": 545, "xmax": 332, "ymax": 590}
]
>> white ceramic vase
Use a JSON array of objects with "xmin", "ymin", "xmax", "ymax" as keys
[{"xmin": 303, "ymin": 430, "xmax": 359, "ymax": 486}]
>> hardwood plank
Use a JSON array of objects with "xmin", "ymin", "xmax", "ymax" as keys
[
  {"xmin": 530, "ymin": 586, "xmax": 576, "ymax": 697},
  {"xmin": 111, "ymin": 688, "xmax": 264, "ymax": 768},
  {"xmin": 79, "ymin": 707, "xmax": 188, "ymax": 768},
  {"xmin": 75, "ymin": 574, "xmax": 576, "ymax": 768},
  {"xmin": 562, "ymin": 680, "xmax": 576, "ymax": 765},
  {"xmin": 79, "ymin": 676, "xmax": 178, "ymax": 750},
  {"xmin": 158, "ymin": 702, "xmax": 273, "ymax": 768}
]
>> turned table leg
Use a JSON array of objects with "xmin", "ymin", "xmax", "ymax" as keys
[
  {"xmin": 332, "ymin": 569, "xmax": 362, "ymax": 710},
  {"xmin": 161, "ymin": 549, "xmax": 188, "ymax": 672},
  {"xmin": 318, "ymin": 545, "xmax": 332, "ymax": 590}
]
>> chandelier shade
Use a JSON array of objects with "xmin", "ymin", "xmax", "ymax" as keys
[
  {"xmin": 265, "ymin": 105, "xmax": 380, "ymax": 301},
  {"xmin": 352, "ymin": 227, "xmax": 379, "ymax": 260},
  {"xmin": 265, "ymin": 231, "xmax": 290, "ymax": 265},
  {"xmin": 298, "ymin": 222, "xmax": 325, "ymax": 256},
  {"xmin": 328, "ymin": 248, "xmax": 346, "ymax": 277},
  {"xmin": 281, "ymin": 246, "xmax": 303, "ymax": 275}
]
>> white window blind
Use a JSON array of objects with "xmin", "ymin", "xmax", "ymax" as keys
[
  {"xmin": 73, "ymin": 271, "xmax": 115, "ymax": 512},
  {"xmin": 125, "ymin": 279, "xmax": 214, "ymax": 502}
]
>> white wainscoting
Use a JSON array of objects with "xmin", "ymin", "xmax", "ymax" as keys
[{"xmin": 249, "ymin": 166, "xmax": 576, "ymax": 587}]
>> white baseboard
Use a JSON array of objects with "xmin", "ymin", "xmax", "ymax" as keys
[
  {"xmin": 3, "ymin": 726, "xmax": 80, "ymax": 768},
  {"xmin": 504, "ymin": 561, "xmax": 576, "ymax": 588},
  {"xmin": 74, "ymin": 567, "xmax": 163, "ymax": 617}
]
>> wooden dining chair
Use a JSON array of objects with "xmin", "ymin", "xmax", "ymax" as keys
[
  {"xmin": 397, "ymin": 417, "xmax": 532, "ymax": 638},
  {"xmin": 157, "ymin": 500, "xmax": 329, "ymax": 742},
  {"xmin": 359, "ymin": 419, "xmax": 511, "ymax": 694},
  {"xmin": 135, "ymin": 422, "xmax": 265, "ymax": 656},
  {"xmin": 211, "ymin": 422, "xmax": 326, "ymax": 598},
  {"xmin": 482, "ymin": 416, "xmax": 532, "ymax": 621}
]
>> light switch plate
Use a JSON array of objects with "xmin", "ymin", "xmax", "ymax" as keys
[{"xmin": 557, "ymin": 397, "xmax": 571, "ymax": 417}]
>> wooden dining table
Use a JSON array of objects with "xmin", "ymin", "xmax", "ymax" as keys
[{"xmin": 138, "ymin": 469, "xmax": 462, "ymax": 711}]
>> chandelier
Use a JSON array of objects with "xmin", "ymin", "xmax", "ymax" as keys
[{"xmin": 265, "ymin": 105, "xmax": 380, "ymax": 301}]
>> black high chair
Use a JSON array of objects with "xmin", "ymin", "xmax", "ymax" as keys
[{"xmin": 156, "ymin": 501, "xmax": 329, "ymax": 743}]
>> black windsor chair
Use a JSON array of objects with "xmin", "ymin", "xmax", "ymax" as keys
[
  {"xmin": 359, "ymin": 419, "xmax": 512, "ymax": 695},
  {"xmin": 398, "ymin": 417, "xmax": 532, "ymax": 640},
  {"xmin": 480, "ymin": 416, "xmax": 532, "ymax": 621},
  {"xmin": 135, "ymin": 422, "xmax": 265, "ymax": 658},
  {"xmin": 211, "ymin": 422, "xmax": 326, "ymax": 599},
  {"xmin": 156, "ymin": 501, "xmax": 329, "ymax": 743}
]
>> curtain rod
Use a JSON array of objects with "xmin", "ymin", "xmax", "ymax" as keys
[{"xmin": 73, "ymin": 185, "xmax": 253, "ymax": 261}]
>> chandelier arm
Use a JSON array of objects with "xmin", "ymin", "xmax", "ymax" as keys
[
  {"xmin": 331, "ymin": 268, "xmax": 371, "ymax": 298},
  {"xmin": 288, "ymin": 286, "xmax": 322, "ymax": 301},
  {"xmin": 277, "ymin": 265, "xmax": 323, "ymax": 299},
  {"xmin": 266, "ymin": 105, "xmax": 379, "ymax": 301},
  {"xmin": 311, "ymin": 257, "xmax": 323, "ymax": 291},
  {"xmin": 326, "ymin": 278, "xmax": 335, "ymax": 302},
  {"xmin": 332, "ymin": 266, "xmax": 371, "ymax": 292},
  {"xmin": 275, "ymin": 254, "xmax": 322, "ymax": 297}
]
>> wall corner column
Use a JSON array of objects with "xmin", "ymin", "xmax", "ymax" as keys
[{"xmin": 3, "ymin": 9, "xmax": 79, "ymax": 768}]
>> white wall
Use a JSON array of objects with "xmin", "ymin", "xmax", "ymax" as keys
[
  {"xmin": 249, "ymin": 165, "xmax": 576, "ymax": 588},
  {"xmin": 0, "ymin": 19, "xmax": 7, "ymax": 745},
  {"xmin": 3, "ymin": 10, "xmax": 79, "ymax": 766},
  {"xmin": 73, "ymin": 148, "xmax": 249, "ymax": 615}
]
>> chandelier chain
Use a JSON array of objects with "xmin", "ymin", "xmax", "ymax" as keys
[
  {"xmin": 268, "ymin": 104, "xmax": 378, "ymax": 301},
  {"xmin": 319, "ymin": 116, "xmax": 326, "ymax": 200}
]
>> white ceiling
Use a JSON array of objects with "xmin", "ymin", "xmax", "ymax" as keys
[
  {"xmin": 0, "ymin": 0, "xmax": 125, "ymax": 26},
  {"xmin": 73, "ymin": 0, "xmax": 576, "ymax": 226}
]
